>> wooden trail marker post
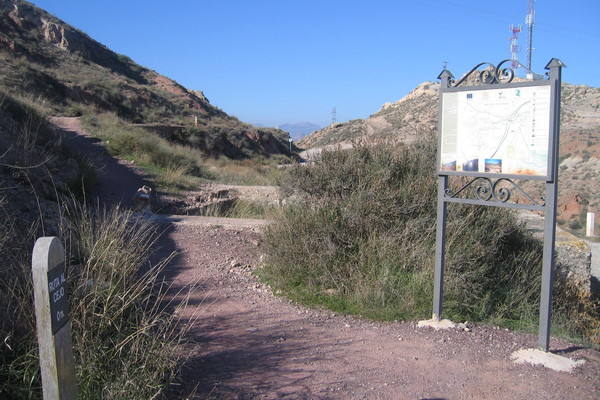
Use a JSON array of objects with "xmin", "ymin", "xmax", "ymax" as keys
[{"xmin": 32, "ymin": 237, "xmax": 77, "ymax": 399}]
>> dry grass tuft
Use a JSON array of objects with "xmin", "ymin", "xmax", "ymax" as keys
[{"xmin": 0, "ymin": 201, "xmax": 194, "ymax": 398}]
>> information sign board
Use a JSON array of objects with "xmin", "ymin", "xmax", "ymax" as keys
[
  {"xmin": 439, "ymin": 85, "xmax": 551, "ymax": 177},
  {"xmin": 430, "ymin": 58, "xmax": 565, "ymax": 353}
]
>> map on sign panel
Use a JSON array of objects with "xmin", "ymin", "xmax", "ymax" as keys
[{"xmin": 440, "ymin": 85, "xmax": 551, "ymax": 176}]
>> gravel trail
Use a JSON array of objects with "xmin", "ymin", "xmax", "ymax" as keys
[{"xmin": 160, "ymin": 223, "xmax": 600, "ymax": 400}]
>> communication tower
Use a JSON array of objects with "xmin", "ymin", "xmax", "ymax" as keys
[
  {"xmin": 509, "ymin": 25, "xmax": 521, "ymax": 70},
  {"xmin": 525, "ymin": 0, "xmax": 535, "ymax": 75},
  {"xmin": 332, "ymin": 107, "xmax": 337, "ymax": 124}
]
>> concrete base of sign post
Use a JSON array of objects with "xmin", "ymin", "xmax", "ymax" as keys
[
  {"xmin": 510, "ymin": 348, "xmax": 586, "ymax": 373},
  {"xmin": 417, "ymin": 318, "xmax": 456, "ymax": 330}
]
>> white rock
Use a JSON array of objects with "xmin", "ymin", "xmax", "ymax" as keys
[
  {"xmin": 511, "ymin": 348, "xmax": 585, "ymax": 373},
  {"xmin": 417, "ymin": 318, "xmax": 456, "ymax": 330}
]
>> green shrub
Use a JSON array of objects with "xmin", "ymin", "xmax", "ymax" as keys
[
  {"xmin": 224, "ymin": 199, "xmax": 277, "ymax": 219},
  {"xmin": 204, "ymin": 157, "xmax": 287, "ymax": 186},
  {"xmin": 263, "ymin": 138, "xmax": 599, "ymax": 342},
  {"xmin": 569, "ymin": 219, "xmax": 582, "ymax": 230}
]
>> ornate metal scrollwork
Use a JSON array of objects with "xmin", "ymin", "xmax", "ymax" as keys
[
  {"xmin": 450, "ymin": 60, "xmax": 516, "ymax": 87},
  {"xmin": 444, "ymin": 177, "xmax": 544, "ymax": 207},
  {"xmin": 447, "ymin": 59, "xmax": 545, "ymax": 87}
]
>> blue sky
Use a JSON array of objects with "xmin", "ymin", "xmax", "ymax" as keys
[{"xmin": 31, "ymin": 0, "xmax": 600, "ymax": 127}]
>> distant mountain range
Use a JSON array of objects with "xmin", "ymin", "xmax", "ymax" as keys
[
  {"xmin": 254, "ymin": 122, "xmax": 321, "ymax": 141},
  {"xmin": 278, "ymin": 122, "xmax": 322, "ymax": 141}
]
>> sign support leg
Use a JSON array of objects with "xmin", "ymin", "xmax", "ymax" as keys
[
  {"xmin": 538, "ymin": 181, "xmax": 557, "ymax": 351},
  {"xmin": 432, "ymin": 175, "xmax": 448, "ymax": 320}
]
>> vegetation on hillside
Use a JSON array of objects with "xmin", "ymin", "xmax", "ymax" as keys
[
  {"xmin": 299, "ymin": 80, "xmax": 600, "ymax": 237},
  {"xmin": 81, "ymin": 113, "xmax": 291, "ymax": 190},
  {"xmin": 262, "ymin": 138, "xmax": 599, "ymax": 344}
]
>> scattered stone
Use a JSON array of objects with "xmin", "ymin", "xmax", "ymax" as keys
[
  {"xmin": 417, "ymin": 318, "xmax": 456, "ymax": 330},
  {"xmin": 132, "ymin": 185, "xmax": 153, "ymax": 213},
  {"xmin": 511, "ymin": 348, "xmax": 586, "ymax": 373},
  {"xmin": 157, "ymin": 187, "xmax": 237, "ymax": 215}
]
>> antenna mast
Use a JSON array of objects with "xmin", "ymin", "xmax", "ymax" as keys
[
  {"xmin": 525, "ymin": 0, "xmax": 535, "ymax": 74},
  {"xmin": 331, "ymin": 107, "xmax": 337, "ymax": 125},
  {"xmin": 509, "ymin": 24, "xmax": 521, "ymax": 70}
]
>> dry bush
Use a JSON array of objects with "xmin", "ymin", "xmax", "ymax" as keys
[{"xmin": 264, "ymin": 137, "xmax": 599, "ymax": 343}]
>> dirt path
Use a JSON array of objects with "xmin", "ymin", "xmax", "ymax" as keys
[
  {"xmin": 160, "ymin": 223, "xmax": 600, "ymax": 400},
  {"xmin": 52, "ymin": 117, "xmax": 599, "ymax": 399}
]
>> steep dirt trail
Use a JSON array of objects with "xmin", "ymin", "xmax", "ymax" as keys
[
  {"xmin": 52, "ymin": 117, "xmax": 599, "ymax": 399},
  {"xmin": 161, "ymin": 223, "xmax": 600, "ymax": 400},
  {"xmin": 52, "ymin": 116, "xmax": 147, "ymax": 207}
]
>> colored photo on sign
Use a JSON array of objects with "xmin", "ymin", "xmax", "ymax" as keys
[
  {"xmin": 485, "ymin": 158, "xmax": 502, "ymax": 173},
  {"xmin": 441, "ymin": 160, "xmax": 457, "ymax": 171},
  {"xmin": 462, "ymin": 159, "xmax": 478, "ymax": 172}
]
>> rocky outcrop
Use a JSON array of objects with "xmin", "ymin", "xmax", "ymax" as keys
[
  {"xmin": 298, "ymin": 81, "xmax": 439, "ymax": 149},
  {"xmin": 1, "ymin": 0, "xmax": 148, "ymax": 83}
]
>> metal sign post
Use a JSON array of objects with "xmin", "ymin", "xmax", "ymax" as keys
[{"xmin": 432, "ymin": 58, "xmax": 565, "ymax": 352}]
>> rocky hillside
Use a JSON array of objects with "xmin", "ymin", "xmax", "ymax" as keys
[
  {"xmin": 298, "ymin": 81, "xmax": 439, "ymax": 149},
  {"xmin": 0, "ymin": 0, "xmax": 291, "ymax": 159},
  {"xmin": 299, "ymin": 81, "xmax": 600, "ymax": 234}
]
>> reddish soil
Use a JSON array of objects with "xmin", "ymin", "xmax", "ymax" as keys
[
  {"xmin": 559, "ymin": 193, "xmax": 585, "ymax": 221},
  {"xmin": 159, "ymin": 222, "xmax": 600, "ymax": 400}
]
